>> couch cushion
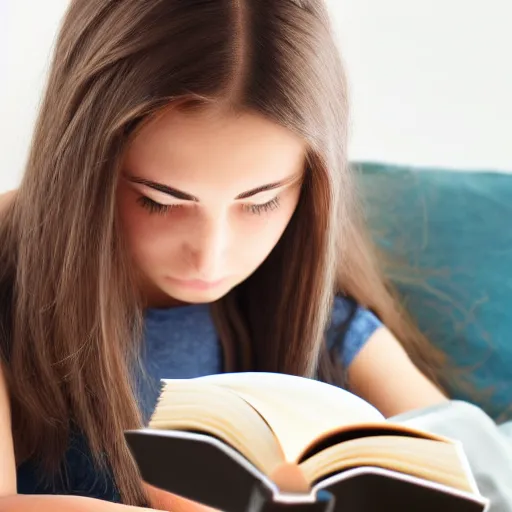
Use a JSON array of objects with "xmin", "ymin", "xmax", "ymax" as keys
[{"xmin": 357, "ymin": 162, "xmax": 512, "ymax": 421}]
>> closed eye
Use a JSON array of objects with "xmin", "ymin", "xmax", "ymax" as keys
[
  {"xmin": 137, "ymin": 196, "xmax": 181, "ymax": 215},
  {"xmin": 243, "ymin": 196, "xmax": 281, "ymax": 215},
  {"xmin": 137, "ymin": 194, "xmax": 282, "ymax": 216}
]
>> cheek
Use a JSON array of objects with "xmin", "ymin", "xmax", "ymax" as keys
[
  {"xmin": 239, "ymin": 193, "xmax": 299, "ymax": 265},
  {"xmin": 117, "ymin": 189, "xmax": 145, "ymax": 250},
  {"xmin": 117, "ymin": 188, "xmax": 177, "ymax": 267}
]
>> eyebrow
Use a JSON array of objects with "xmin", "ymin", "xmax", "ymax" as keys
[{"xmin": 127, "ymin": 172, "xmax": 302, "ymax": 201}]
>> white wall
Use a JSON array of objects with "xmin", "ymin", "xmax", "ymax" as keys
[
  {"xmin": 1, "ymin": 1, "xmax": 511, "ymax": 193},
  {"xmin": 1, "ymin": 0, "xmax": 70, "ymax": 192},
  {"xmin": 327, "ymin": 0, "xmax": 512, "ymax": 172}
]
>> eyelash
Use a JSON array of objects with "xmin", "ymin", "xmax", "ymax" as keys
[
  {"xmin": 137, "ymin": 195, "xmax": 281, "ymax": 216},
  {"xmin": 242, "ymin": 197, "xmax": 281, "ymax": 215},
  {"xmin": 137, "ymin": 196, "xmax": 177, "ymax": 215}
]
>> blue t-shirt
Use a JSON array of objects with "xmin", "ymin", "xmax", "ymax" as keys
[{"xmin": 16, "ymin": 296, "xmax": 381, "ymax": 501}]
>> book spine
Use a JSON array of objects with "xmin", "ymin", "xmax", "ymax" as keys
[{"xmin": 247, "ymin": 485, "xmax": 335, "ymax": 512}]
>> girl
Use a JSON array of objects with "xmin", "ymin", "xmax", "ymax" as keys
[{"xmin": 0, "ymin": 0, "xmax": 447, "ymax": 510}]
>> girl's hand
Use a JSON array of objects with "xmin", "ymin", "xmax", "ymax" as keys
[{"xmin": 143, "ymin": 483, "xmax": 219, "ymax": 512}]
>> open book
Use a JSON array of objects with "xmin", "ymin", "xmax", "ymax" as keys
[{"xmin": 126, "ymin": 372, "xmax": 488, "ymax": 512}]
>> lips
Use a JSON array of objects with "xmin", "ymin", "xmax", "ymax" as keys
[{"xmin": 165, "ymin": 276, "xmax": 226, "ymax": 291}]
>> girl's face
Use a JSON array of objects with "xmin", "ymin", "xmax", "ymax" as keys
[{"xmin": 118, "ymin": 106, "xmax": 305, "ymax": 308}]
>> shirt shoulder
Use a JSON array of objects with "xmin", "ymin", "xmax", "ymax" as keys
[{"xmin": 326, "ymin": 295, "xmax": 383, "ymax": 368}]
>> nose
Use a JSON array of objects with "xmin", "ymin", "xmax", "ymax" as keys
[{"xmin": 184, "ymin": 211, "xmax": 229, "ymax": 280}]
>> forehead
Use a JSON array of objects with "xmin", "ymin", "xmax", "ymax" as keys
[{"xmin": 123, "ymin": 106, "xmax": 306, "ymax": 189}]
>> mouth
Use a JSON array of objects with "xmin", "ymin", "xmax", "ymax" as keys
[{"xmin": 165, "ymin": 276, "xmax": 227, "ymax": 291}]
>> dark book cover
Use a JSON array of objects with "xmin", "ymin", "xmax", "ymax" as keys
[{"xmin": 125, "ymin": 429, "xmax": 489, "ymax": 512}]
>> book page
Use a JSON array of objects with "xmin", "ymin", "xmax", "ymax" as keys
[
  {"xmin": 151, "ymin": 380, "xmax": 286, "ymax": 476},
  {"xmin": 300, "ymin": 435, "xmax": 472, "ymax": 492},
  {"xmin": 194, "ymin": 372, "xmax": 385, "ymax": 462}
]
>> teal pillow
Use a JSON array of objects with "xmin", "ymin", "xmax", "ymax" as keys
[{"xmin": 357, "ymin": 162, "xmax": 512, "ymax": 421}]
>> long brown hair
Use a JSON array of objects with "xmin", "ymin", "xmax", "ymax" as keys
[{"xmin": 0, "ymin": 0, "xmax": 446, "ymax": 505}]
